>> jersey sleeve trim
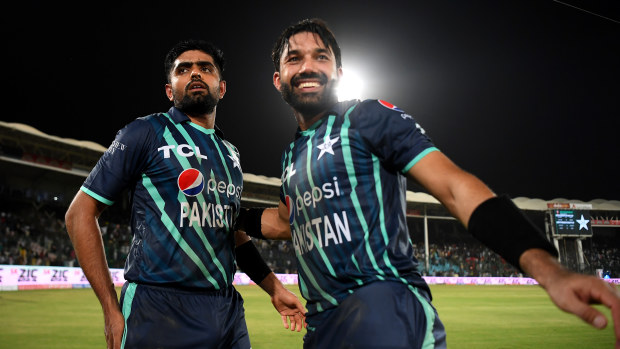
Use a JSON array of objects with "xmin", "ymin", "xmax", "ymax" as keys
[
  {"xmin": 80, "ymin": 186, "xmax": 114, "ymax": 205},
  {"xmin": 401, "ymin": 147, "xmax": 440, "ymax": 173}
]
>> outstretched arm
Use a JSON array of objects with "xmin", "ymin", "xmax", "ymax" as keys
[
  {"xmin": 409, "ymin": 151, "xmax": 620, "ymax": 345},
  {"xmin": 234, "ymin": 231, "xmax": 305, "ymax": 331},
  {"xmin": 65, "ymin": 191, "xmax": 124, "ymax": 349}
]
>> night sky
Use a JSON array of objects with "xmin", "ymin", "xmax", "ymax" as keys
[{"xmin": 5, "ymin": 1, "xmax": 619, "ymax": 201}]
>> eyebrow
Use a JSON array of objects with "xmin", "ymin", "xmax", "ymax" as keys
[
  {"xmin": 175, "ymin": 61, "xmax": 216, "ymax": 71},
  {"xmin": 285, "ymin": 47, "xmax": 331, "ymax": 59}
]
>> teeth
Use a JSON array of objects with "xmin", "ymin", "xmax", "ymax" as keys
[{"xmin": 299, "ymin": 82, "xmax": 320, "ymax": 88}]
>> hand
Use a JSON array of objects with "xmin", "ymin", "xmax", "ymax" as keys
[
  {"xmin": 521, "ymin": 249, "xmax": 620, "ymax": 348},
  {"xmin": 544, "ymin": 270, "xmax": 620, "ymax": 348},
  {"xmin": 104, "ymin": 308, "xmax": 125, "ymax": 349},
  {"xmin": 271, "ymin": 286, "xmax": 307, "ymax": 332}
]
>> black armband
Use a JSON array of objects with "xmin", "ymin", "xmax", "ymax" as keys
[
  {"xmin": 235, "ymin": 207, "xmax": 265, "ymax": 239},
  {"xmin": 468, "ymin": 195, "xmax": 558, "ymax": 272},
  {"xmin": 235, "ymin": 240, "xmax": 272, "ymax": 284}
]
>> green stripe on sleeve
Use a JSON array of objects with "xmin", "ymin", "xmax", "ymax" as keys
[
  {"xmin": 402, "ymin": 147, "xmax": 439, "ymax": 173},
  {"xmin": 80, "ymin": 186, "xmax": 114, "ymax": 205}
]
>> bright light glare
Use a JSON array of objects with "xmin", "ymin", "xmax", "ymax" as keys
[{"xmin": 337, "ymin": 68, "xmax": 364, "ymax": 101}]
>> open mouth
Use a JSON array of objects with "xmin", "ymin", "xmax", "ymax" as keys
[
  {"xmin": 292, "ymin": 73, "xmax": 326, "ymax": 91},
  {"xmin": 297, "ymin": 81, "xmax": 322, "ymax": 89},
  {"xmin": 188, "ymin": 81, "xmax": 208, "ymax": 91}
]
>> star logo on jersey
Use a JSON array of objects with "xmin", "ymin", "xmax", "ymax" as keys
[
  {"xmin": 317, "ymin": 135, "xmax": 340, "ymax": 160},
  {"xmin": 282, "ymin": 163, "xmax": 296, "ymax": 182},
  {"xmin": 228, "ymin": 153, "xmax": 241, "ymax": 169},
  {"xmin": 576, "ymin": 215, "xmax": 589, "ymax": 230}
]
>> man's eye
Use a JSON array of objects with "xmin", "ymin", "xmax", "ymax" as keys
[{"xmin": 201, "ymin": 67, "xmax": 212, "ymax": 72}]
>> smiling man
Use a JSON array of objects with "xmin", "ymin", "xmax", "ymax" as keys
[{"xmin": 233, "ymin": 18, "xmax": 620, "ymax": 349}]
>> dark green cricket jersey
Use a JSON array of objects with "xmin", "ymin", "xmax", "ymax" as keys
[
  {"xmin": 279, "ymin": 99, "xmax": 439, "ymax": 318},
  {"xmin": 81, "ymin": 107, "xmax": 243, "ymax": 290}
]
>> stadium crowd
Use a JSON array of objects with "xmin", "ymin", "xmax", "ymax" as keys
[{"xmin": 1, "ymin": 199, "xmax": 618, "ymax": 279}]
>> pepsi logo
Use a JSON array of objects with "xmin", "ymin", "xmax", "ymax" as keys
[
  {"xmin": 378, "ymin": 100, "xmax": 403, "ymax": 112},
  {"xmin": 178, "ymin": 168, "xmax": 205, "ymax": 196},
  {"xmin": 285, "ymin": 195, "xmax": 295, "ymax": 224}
]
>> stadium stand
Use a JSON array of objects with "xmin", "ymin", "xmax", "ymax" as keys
[{"xmin": 1, "ymin": 121, "xmax": 619, "ymax": 278}]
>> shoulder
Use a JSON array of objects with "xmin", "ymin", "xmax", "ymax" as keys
[
  {"xmin": 354, "ymin": 99, "xmax": 407, "ymax": 116},
  {"xmin": 222, "ymin": 139, "xmax": 240, "ymax": 157},
  {"xmin": 109, "ymin": 113, "xmax": 165, "ymax": 151},
  {"xmin": 345, "ymin": 99, "xmax": 413, "ymax": 127},
  {"xmin": 118, "ymin": 113, "xmax": 164, "ymax": 137}
]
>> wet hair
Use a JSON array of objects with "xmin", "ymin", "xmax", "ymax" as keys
[
  {"xmin": 164, "ymin": 39, "xmax": 226, "ymax": 83},
  {"xmin": 271, "ymin": 18, "xmax": 342, "ymax": 72}
]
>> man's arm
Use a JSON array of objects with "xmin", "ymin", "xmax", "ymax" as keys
[
  {"xmin": 408, "ymin": 150, "xmax": 620, "ymax": 343},
  {"xmin": 262, "ymin": 203, "xmax": 292, "ymax": 240},
  {"xmin": 65, "ymin": 191, "xmax": 124, "ymax": 349},
  {"xmin": 407, "ymin": 151, "xmax": 494, "ymax": 224},
  {"xmin": 234, "ymin": 231, "xmax": 305, "ymax": 331},
  {"xmin": 236, "ymin": 202, "xmax": 292, "ymax": 240}
]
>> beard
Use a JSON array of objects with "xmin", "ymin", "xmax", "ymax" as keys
[
  {"xmin": 174, "ymin": 84, "xmax": 219, "ymax": 115},
  {"xmin": 280, "ymin": 72, "xmax": 339, "ymax": 119}
]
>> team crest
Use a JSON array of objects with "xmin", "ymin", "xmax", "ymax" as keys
[{"xmin": 178, "ymin": 168, "xmax": 204, "ymax": 196}]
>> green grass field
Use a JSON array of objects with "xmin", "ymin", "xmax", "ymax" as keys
[{"xmin": 0, "ymin": 284, "xmax": 615, "ymax": 348}]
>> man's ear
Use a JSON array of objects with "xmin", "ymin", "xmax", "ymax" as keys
[
  {"xmin": 165, "ymin": 84, "xmax": 174, "ymax": 101},
  {"xmin": 273, "ymin": 71, "xmax": 281, "ymax": 91},
  {"xmin": 219, "ymin": 80, "xmax": 227, "ymax": 99}
]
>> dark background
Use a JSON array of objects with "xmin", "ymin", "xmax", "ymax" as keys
[{"xmin": 4, "ymin": 0, "xmax": 619, "ymax": 201}]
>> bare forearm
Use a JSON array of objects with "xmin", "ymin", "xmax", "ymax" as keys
[
  {"xmin": 519, "ymin": 248, "xmax": 566, "ymax": 288},
  {"xmin": 257, "ymin": 272, "xmax": 280, "ymax": 296},
  {"xmin": 261, "ymin": 207, "xmax": 292, "ymax": 240}
]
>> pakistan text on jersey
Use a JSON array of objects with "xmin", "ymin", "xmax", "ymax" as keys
[
  {"xmin": 180, "ymin": 202, "xmax": 234, "ymax": 229},
  {"xmin": 292, "ymin": 210, "xmax": 352, "ymax": 255}
]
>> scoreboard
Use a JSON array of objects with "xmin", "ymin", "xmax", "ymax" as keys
[{"xmin": 552, "ymin": 209, "xmax": 593, "ymax": 236}]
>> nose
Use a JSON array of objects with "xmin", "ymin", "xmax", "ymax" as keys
[
  {"xmin": 190, "ymin": 68, "xmax": 201, "ymax": 79},
  {"xmin": 298, "ymin": 57, "xmax": 317, "ymax": 74}
]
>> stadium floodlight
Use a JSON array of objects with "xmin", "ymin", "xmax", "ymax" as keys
[{"xmin": 337, "ymin": 67, "xmax": 364, "ymax": 101}]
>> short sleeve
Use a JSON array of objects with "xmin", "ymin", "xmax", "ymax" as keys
[
  {"xmin": 351, "ymin": 99, "xmax": 439, "ymax": 173},
  {"xmin": 81, "ymin": 118, "xmax": 153, "ymax": 205}
]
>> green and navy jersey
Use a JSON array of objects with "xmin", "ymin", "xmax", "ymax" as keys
[
  {"xmin": 279, "ymin": 99, "xmax": 439, "ymax": 318},
  {"xmin": 81, "ymin": 107, "xmax": 243, "ymax": 290}
]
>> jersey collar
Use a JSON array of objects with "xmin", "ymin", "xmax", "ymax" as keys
[
  {"xmin": 293, "ymin": 99, "xmax": 360, "ymax": 140},
  {"xmin": 167, "ymin": 106, "xmax": 225, "ymax": 138}
]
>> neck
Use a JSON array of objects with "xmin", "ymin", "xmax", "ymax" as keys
[
  {"xmin": 294, "ymin": 110, "xmax": 327, "ymax": 131},
  {"xmin": 186, "ymin": 112, "xmax": 216, "ymax": 129}
]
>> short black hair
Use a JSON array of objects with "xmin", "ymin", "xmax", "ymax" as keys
[
  {"xmin": 164, "ymin": 39, "xmax": 226, "ymax": 83},
  {"xmin": 271, "ymin": 18, "xmax": 342, "ymax": 72}
]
